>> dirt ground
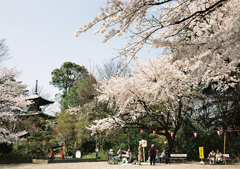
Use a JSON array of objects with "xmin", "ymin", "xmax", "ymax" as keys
[{"xmin": 0, "ymin": 162, "xmax": 239, "ymax": 169}]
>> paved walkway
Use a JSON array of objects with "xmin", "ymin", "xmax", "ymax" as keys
[{"xmin": 0, "ymin": 162, "xmax": 239, "ymax": 169}]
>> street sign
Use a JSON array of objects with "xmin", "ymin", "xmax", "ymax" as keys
[{"xmin": 139, "ymin": 139, "xmax": 147, "ymax": 147}]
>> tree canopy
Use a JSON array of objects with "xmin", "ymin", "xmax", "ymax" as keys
[
  {"xmin": 50, "ymin": 62, "xmax": 88, "ymax": 96},
  {"xmin": 73, "ymin": 0, "xmax": 240, "ymax": 152},
  {"xmin": 0, "ymin": 68, "xmax": 31, "ymax": 144}
]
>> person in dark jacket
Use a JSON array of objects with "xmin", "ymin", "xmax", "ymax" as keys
[
  {"xmin": 149, "ymin": 144, "xmax": 157, "ymax": 165},
  {"xmin": 164, "ymin": 141, "xmax": 170, "ymax": 164}
]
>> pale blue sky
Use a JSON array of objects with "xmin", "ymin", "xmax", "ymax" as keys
[{"xmin": 0, "ymin": 0, "xmax": 161, "ymax": 100}]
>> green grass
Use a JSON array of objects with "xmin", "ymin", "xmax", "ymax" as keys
[
  {"xmin": 82, "ymin": 151, "xmax": 109, "ymax": 160},
  {"xmin": 81, "ymin": 152, "xmax": 96, "ymax": 159}
]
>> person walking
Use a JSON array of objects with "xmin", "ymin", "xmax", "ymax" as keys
[
  {"xmin": 164, "ymin": 141, "xmax": 170, "ymax": 164},
  {"xmin": 149, "ymin": 144, "xmax": 157, "ymax": 165},
  {"xmin": 138, "ymin": 144, "xmax": 143, "ymax": 165}
]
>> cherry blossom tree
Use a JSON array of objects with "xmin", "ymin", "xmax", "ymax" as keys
[
  {"xmin": 0, "ymin": 68, "xmax": 31, "ymax": 144},
  {"xmin": 69, "ymin": 56, "xmax": 200, "ymax": 151},
  {"xmin": 75, "ymin": 0, "xmax": 240, "ymax": 90},
  {"xmin": 74, "ymin": 0, "xmax": 240, "ymax": 149},
  {"xmin": 75, "ymin": 0, "xmax": 231, "ymax": 56}
]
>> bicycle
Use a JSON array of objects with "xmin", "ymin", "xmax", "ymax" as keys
[{"xmin": 106, "ymin": 155, "xmax": 120, "ymax": 164}]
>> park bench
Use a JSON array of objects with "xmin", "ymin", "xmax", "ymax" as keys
[
  {"xmin": 208, "ymin": 153, "xmax": 230, "ymax": 164},
  {"xmin": 170, "ymin": 154, "xmax": 187, "ymax": 162}
]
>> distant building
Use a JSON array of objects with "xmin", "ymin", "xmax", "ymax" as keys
[{"xmin": 18, "ymin": 80, "xmax": 56, "ymax": 132}]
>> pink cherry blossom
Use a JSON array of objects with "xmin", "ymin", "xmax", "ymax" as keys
[{"xmin": 0, "ymin": 68, "xmax": 31, "ymax": 144}]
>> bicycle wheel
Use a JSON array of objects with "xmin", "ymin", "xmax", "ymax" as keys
[
  {"xmin": 113, "ymin": 158, "xmax": 118, "ymax": 164},
  {"xmin": 106, "ymin": 157, "xmax": 111, "ymax": 164}
]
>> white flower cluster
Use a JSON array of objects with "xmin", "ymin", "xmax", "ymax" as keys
[
  {"xmin": 87, "ymin": 55, "xmax": 197, "ymax": 134},
  {"xmin": 74, "ymin": 0, "xmax": 240, "ymax": 134},
  {"xmin": 168, "ymin": 0, "xmax": 240, "ymax": 91},
  {"xmin": 0, "ymin": 68, "xmax": 31, "ymax": 144},
  {"xmin": 75, "ymin": 0, "xmax": 232, "ymax": 58}
]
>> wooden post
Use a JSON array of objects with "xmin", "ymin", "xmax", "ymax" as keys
[
  {"xmin": 128, "ymin": 130, "xmax": 130, "ymax": 149},
  {"xmin": 223, "ymin": 131, "xmax": 226, "ymax": 165},
  {"xmin": 143, "ymin": 147, "xmax": 145, "ymax": 162}
]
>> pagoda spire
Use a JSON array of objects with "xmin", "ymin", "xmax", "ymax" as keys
[{"xmin": 35, "ymin": 80, "xmax": 38, "ymax": 94}]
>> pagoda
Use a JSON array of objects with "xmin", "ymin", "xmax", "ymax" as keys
[
  {"xmin": 18, "ymin": 80, "xmax": 56, "ymax": 132},
  {"xmin": 18, "ymin": 80, "xmax": 55, "ymax": 119}
]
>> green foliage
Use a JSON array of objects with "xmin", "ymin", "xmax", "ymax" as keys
[
  {"xmin": 81, "ymin": 152, "xmax": 96, "ymax": 159},
  {"xmin": 60, "ymin": 74, "xmax": 97, "ymax": 108},
  {"xmin": 60, "ymin": 87, "xmax": 80, "ymax": 108},
  {"xmin": 52, "ymin": 110, "xmax": 77, "ymax": 149},
  {"xmin": 27, "ymin": 136, "xmax": 35, "ymax": 139},
  {"xmin": 171, "ymin": 119, "xmax": 240, "ymax": 160},
  {"xmin": 76, "ymin": 75, "xmax": 97, "ymax": 105},
  {"xmin": 49, "ymin": 139, "xmax": 58, "ymax": 144},
  {"xmin": 96, "ymin": 151, "xmax": 109, "ymax": 160},
  {"xmin": 0, "ymin": 129, "xmax": 60, "ymax": 161},
  {"xmin": 82, "ymin": 150, "xmax": 108, "ymax": 160},
  {"xmin": 50, "ymin": 62, "xmax": 88, "ymax": 95},
  {"xmin": 31, "ymin": 130, "xmax": 42, "ymax": 138},
  {"xmin": 0, "ymin": 141, "xmax": 36, "ymax": 161},
  {"xmin": 44, "ymin": 135, "xmax": 52, "ymax": 139}
]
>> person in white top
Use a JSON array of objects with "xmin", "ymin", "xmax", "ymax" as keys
[
  {"xmin": 216, "ymin": 149, "xmax": 223, "ymax": 164},
  {"xmin": 116, "ymin": 147, "xmax": 123, "ymax": 158},
  {"xmin": 109, "ymin": 149, "xmax": 115, "ymax": 157}
]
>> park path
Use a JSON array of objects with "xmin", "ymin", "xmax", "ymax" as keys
[{"xmin": 0, "ymin": 162, "xmax": 239, "ymax": 169}]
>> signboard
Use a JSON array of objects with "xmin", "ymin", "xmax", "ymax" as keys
[
  {"xmin": 199, "ymin": 147, "xmax": 204, "ymax": 159},
  {"xmin": 139, "ymin": 139, "xmax": 147, "ymax": 147},
  {"xmin": 223, "ymin": 154, "xmax": 229, "ymax": 157}
]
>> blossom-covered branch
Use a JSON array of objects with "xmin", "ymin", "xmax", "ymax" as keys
[
  {"xmin": 0, "ymin": 68, "xmax": 31, "ymax": 144},
  {"xmin": 75, "ymin": 0, "xmax": 229, "ymax": 58},
  {"xmin": 76, "ymin": 0, "xmax": 240, "ymax": 91},
  {"xmin": 88, "ymin": 56, "xmax": 199, "ymax": 147}
]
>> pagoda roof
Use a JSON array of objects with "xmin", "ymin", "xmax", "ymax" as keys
[
  {"xmin": 18, "ymin": 111, "xmax": 56, "ymax": 119},
  {"xmin": 27, "ymin": 94, "xmax": 54, "ymax": 106}
]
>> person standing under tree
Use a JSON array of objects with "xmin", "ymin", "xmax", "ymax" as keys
[
  {"xmin": 138, "ymin": 144, "xmax": 143, "ymax": 165},
  {"xmin": 116, "ymin": 147, "xmax": 123, "ymax": 159},
  {"xmin": 164, "ymin": 141, "xmax": 170, "ymax": 164},
  {"xmin": 149, "ymin": 144, "xmax": 157, "ymax": 165}
]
